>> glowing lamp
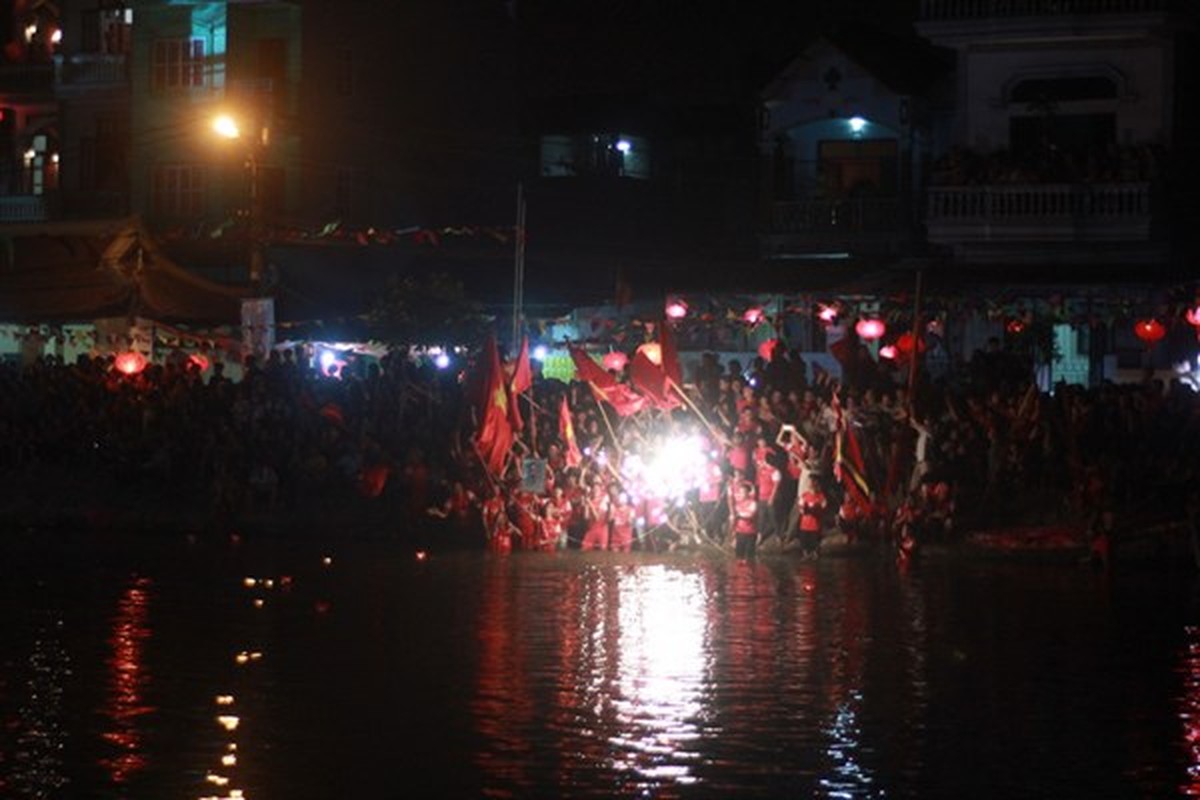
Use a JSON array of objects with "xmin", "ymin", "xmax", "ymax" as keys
[
  {"xmin": 602, "ymin": 351, "xmax": 628, "ymax": 372},
  {"xmin": 114, "ymin": 351, "xmax": 147, "ymax": 376},
  {"xmin": 1006, "ymin": 319, "xmax": 1026, "ymax": 335},
  {"xmin": 758, "ymin": 338, "xmax": 781, "ymax": 362},
  {"xmin": 895, "ymin": 332, "xmax": 925, "ymax": 355},
  {"xmin": 188, "ymin": 353, "xmax": 210, "ymax": 372},
  {"xmin": 743, "ymin": 306, "xmax": 765, "ymax": 326},
  {"xmin": 855, "ymin": 318, "xmax": 886, "ymax": 341},
  {"xmin": 848, "ymin": 116, "xmax": 867, "ymax": 133},
  {"xmin": 532, "ymin": 344, "xmax": 549, "ymax": 361},
  {"xmin": 1134, "ymin": 318, "xmax": 1165, "ymax": 345},
  {"xmin": 879, "ymin": 345, "xmax": 897, "ymax": 360},
  {"xmin": 637, "ymin": 342, "xmax": 662, "ymax": 366},
  {"xmin": 434, "ymin": 353, "xmax": 451, "ymax": 369},
  {"xmin": 818, "ymin": 304, "xmax": 839, "ymax": 324},
  {"xmin": 665, "ymin": 299, "xmax": 688, "ymax": 319}
]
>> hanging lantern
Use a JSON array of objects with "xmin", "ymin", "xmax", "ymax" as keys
[
  {"xmin": 665, "ymin": 299, "xmax": 688, "ymax": 320},
  {"xmin": 637, "ymin": 342, "xmax": 662, "ymax": 366},
  {"xmin": 114, "ymin": 351, "xmax": 148, "ymax": 376},
  {"xmin": 1133, "ymin": 318, "xmax": 1166, "ymax": 345},
  {"xmin": 879, "ymin": 345, "xmax": 897, "ymax": 360},
  {"xmin": 817, "ymin": 304, "xmax": 839, "ymax": 324},
  {"xmin": 602, "ymin": 351, "xmax": 628, "ymax": 373},
  {"xmin": 758, "ymin": 338, "xmax": 781, "ymax": 362},
  {"xmin": 1006, "ymin": 319, "xmax": 1026, "ymax": 335},
  {"xmin": 895, "ymin": 332, "xmax": 925, "ymax": 355},
  {"xmin": 855, "ymin": 318, "xmax": 886, "ymax": 341},
  {"xmin": 743, "ymin": 306, "xmax": 765, "ymax": 326}
]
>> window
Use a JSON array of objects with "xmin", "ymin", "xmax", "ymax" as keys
[
  {"xmin": 23, "ymin": 133, "xmax": 59, "ymax": 195},
  {"xmin": 152, "ymin": 38, "xmax": 205, "ymax": 90},
  {"xmin": 82, "ymin": 8, "xmax": 133, "ymax": 54},
  {"xmin": 151, "ymin": 164, "xmax": 204, "ymax": 217}
]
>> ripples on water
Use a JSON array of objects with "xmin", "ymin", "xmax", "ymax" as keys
[{"xmin": 0, "ymin": 535, "xmax": 1196, "ymax": 798}]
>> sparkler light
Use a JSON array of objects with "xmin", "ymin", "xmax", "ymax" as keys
[{"xmin": 619, "ymin": 433, "xmax": 712, "ymax": 505}]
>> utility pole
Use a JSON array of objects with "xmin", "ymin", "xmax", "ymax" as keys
[{"xmin": 511, "ymin": 182, "xmax": 526, "ymax": 352}]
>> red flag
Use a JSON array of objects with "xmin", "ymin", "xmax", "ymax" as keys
[
  {"xmin": 660, "ymin": 318, "xmax": 683, "ymax": 391},
  {"xmin": 569, "ymin": 345, "xmax": 648, "ymax": 416},
  {"xmin": 832, "ymin": 392, "xmax": 873, "ymax": 516},
  {"xmin": 628, "ymin": 349, "xmax": 678, "ymax": 411},
  {"xmin": 559, "ymin": 396, "xmax": 583, "ymax": 467},
  {"xmin": 507, "ymin": 336, "xmax": 532, "ymax": 432},
  {"xmin": 510, "ymin": 336, "xmax": 532, "ymax": 396},
  {"xmin": 569, "ymin": 345, "xmax": 618, "ymax": 390},
  {"xmin": 476, "ymin": 334, "xmax": 514, "ymax": 475}
]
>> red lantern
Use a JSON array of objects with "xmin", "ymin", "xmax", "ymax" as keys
[
  {"xmin": 665, "ymin": 299, "xmax": 688, "ymax": 319},
  {"xmin": 879, "ymin": 345, "xmax": 897, "ymax": 360},
  {"xmin": 636, "ymin": 342, "xmax": 662, "ymax": 366},
  {"xmin": 855, "ymin": 318, "xmax": 886, "ymax": 341},
  {"xmin": 1006, "ymin": 319, "xmax": 1026, "ymax": 335},
  {"xmin": 743, "ymin": 306, "xmax": 765, "ymax": 326},
  {"xmin": 114, "ymin": 351, "xmax": 147, "ymax": 376},
  {"xmin": 758, "ymin": 338, "xmax": 780, "ymax": 362},
  {"xmin": 1134, "ymin": 318, "xmax": 1165, "ymax": 345},
  {"xmin": 602, "ymin": 351, "xmax": 628, "ymax": 372},
  {"xmin": 895, "ymin": 332, "xmax": 925, "ymax": 355}
]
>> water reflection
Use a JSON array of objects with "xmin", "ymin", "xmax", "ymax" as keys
[
  {"xmin": 1180, "ymin": 625, "xmax": 1200, "ymax": 795},
  {"xmin": 10, "ymin": 616, "xmax": 70, "ymax": 798},
  {"xmin": 100, "ymin": 576, "xmax": 155, "ymax": 785},
  {"xmin": 611, "ymin": 566, "xmax": 707, "ymax": 788}
]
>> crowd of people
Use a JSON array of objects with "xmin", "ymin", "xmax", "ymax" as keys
[{"xmin": 3, "ymin": 333, "xmax": 1199, "ymax": 561}]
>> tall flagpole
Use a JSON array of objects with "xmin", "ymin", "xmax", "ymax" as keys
[
  {"xmin": 512, "ymin": 183, "xmax": 526, "ymax": 352},
  {"xmin": 906, "ymin": 268, "xmax": 924, "ymax": 410}
]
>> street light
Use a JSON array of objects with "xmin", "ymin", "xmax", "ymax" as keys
[{"xmin": 212, "ymin": 112, "xmax": 268, "ymax": 291}]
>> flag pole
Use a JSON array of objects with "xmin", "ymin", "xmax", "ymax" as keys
[
  {"xmin": 906, "ymin": 268, "xmax": 923, "ymax": 412},
  {"xmin": 511, "ymin": 183, "xmax": 526, "ymax": 352}
]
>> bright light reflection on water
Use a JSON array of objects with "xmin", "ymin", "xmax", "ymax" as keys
[{"xmin": 612, "ymin": 566, "xmax": 707, "ymax": 787}]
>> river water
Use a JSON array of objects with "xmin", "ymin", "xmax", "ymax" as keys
[{"xmin": 0, "ymin": 531, "xmax": 1197, "ymax": 799}]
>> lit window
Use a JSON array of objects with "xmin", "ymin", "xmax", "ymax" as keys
[
  {"xmin": 152, "ymin": 38, "xmax": 205, "ymax": 90},
  {"xmin": 151, "ymin": 164, "xmax": 205, "ymax": 217}
]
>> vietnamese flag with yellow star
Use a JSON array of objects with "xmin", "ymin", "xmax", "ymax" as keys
[
  {"xmin": 476, "ymin": 333, "xmax": 514, "ymax": 476},
  {"xmin": 559, "ymin": 395, "xmax": 583, "ymax": 467}
]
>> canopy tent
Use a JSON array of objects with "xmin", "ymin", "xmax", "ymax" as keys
[{"xmin": 0, "ymin": 219, "xmax": 245, "ymax": 325}]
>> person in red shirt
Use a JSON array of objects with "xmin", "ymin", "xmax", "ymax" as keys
[
  {"xmin": 798, "ymin": 485, "xmax": 827, "ymax": 559},
  {"xmin": 581, "ymin": 483, "xmax": 611, "ymax": 551},
  {"xmin": 510, "ymin": 487, "xmax": 540, "ymax": 551},
  {"xmin": 753, "ymin": 436, "xmax": 782, "ymax": 542},
  {"xmin": 481, "ymin": 484, "xmax": 513, "ymax": 554},
  {"xmin": 730, "ymin": 480, "xmax": 759, "ymax": 559},
  {"xmin": 609, "ymin": 487, "xmax": 636, "ymax": 553},
  {"xmin": 541, "ymin": 485, "xmax": 572, "ymax": 550}
]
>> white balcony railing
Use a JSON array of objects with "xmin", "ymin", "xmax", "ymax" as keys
[
  {"xmin": 926, "ymin": 183, "xmax": 1152, "ymax": 242},
  {"xmin": 54, "ymin": 53, "xmax": 128, "ymax": 86},
  {"xmin": 920, "ymin": 0, "xmax": 1169, "ymax": 20},
  {"xmin": 0, "ymin": 194, "xmax": 58, "ymax": 223}
]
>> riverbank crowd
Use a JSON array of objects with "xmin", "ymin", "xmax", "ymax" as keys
[{"xmin": 2, "ymin": 336, "xmax": 1198, "ymax": 556}]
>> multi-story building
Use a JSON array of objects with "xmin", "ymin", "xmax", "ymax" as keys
[{"xmin": 760, "ymin": 2, "xmax": 1200, "ymax": 384}]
